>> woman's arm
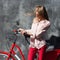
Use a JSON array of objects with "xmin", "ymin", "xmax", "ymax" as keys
[
  {"xmin": 36, "ymin": 20, "xmax": 50, "ymax": 37},
  {"xmin": 18, "ymin": 19, "xmax": 34, "ymax": 36},
  {"xmin": 18, "ymin": 28, "xmax": 33, "ymax": 36}
]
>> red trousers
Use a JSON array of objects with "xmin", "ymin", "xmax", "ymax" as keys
[{"xmin": 28, "ymin": 45, "xmax": 46, "ymax": 60}]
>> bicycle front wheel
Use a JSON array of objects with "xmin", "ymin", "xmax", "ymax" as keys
[{"xmin": 0, "ymin": 51, "xmax": 15, "ymax": 60}]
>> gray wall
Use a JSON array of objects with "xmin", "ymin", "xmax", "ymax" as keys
[{"xmin": 0, "ymin": 0, "xmax": 60, "ymax": 59}]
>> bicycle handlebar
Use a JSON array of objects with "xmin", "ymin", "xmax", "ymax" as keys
[
  {"xmin": 13, "ymin": 29, "xmax": 30, "ymax": 44},
  {"xmin": 13, "ymin": 29, "xmax": 30, "ymax": 38}
]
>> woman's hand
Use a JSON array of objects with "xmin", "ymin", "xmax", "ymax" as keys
[
  {"xmin": 18, "ymin": 28, "xmax": 33, "ymax": 36},
  {"xmin": 18, "ymin": 28, "xmax": 26, "ymax": 35}
]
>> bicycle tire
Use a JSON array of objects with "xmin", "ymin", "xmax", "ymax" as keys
[
  {"xmin": 0, "ymin": 51, "xmax": 24, "ymax": 60},
  {"xmin": 0, "ymin": 51, "xmax": 15, "ymax": 60}
]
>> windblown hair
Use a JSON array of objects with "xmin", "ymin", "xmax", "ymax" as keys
[{"xmin": 34, "ymin": 5, "xmax": 49, "ymax": 20}]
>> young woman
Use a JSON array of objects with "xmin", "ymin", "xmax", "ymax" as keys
[{"xmin": 18, "ymin": 5, "xmax": 50, "ymax": 60}]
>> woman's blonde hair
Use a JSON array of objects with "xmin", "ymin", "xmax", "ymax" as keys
[{"xmin": 34, "ymin": 5, "xmax": 49, "ymax": 20}]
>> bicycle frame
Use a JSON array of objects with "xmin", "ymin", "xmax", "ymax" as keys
[
  {"xmin": 10, "ymin": 43, "xmax": 25, "ymax": 60},
  {"xmin": 0, "ymin": 30, "xmax": 27, "ymax": 60},
  {"xmin": 0, "ymin": 42, "xmax": 25, "ymax": 60}
]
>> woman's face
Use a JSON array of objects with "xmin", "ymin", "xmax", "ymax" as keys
[
  {"xmin": 35, "ymin": 8, "xmax": 40, "ymax": 16},
  {"xmin": 34, "ymin": 6, "xmax": 44, "ymax": 17}
]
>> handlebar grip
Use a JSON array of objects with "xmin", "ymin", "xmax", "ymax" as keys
[
  {"xmin": 24, "ymin": 33, "xmax": 30, "ymax": 44},
  {"xmin": 24, "ymin": 33, "xmax": 30, "ymax": 38}
]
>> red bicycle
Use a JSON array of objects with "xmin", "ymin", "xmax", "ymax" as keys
[
  {"xmin": 0, "ymin": 30, "xmax": 26, "ymax": 60},
  {"xmin": 0, "ymin": 30, "xmax": 60, "ymax": 60}
]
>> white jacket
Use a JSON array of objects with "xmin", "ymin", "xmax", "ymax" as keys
[{"xmin": 26, "ymin": 20, "xmax": 50, "ymax": 49}]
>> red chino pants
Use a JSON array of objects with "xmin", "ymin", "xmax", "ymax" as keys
[{"xmin": 28, "ymin": 45, "xmax": 46, "ymax": 60}]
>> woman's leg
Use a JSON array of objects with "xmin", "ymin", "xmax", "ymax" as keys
[
  {"xmin": 38, "ymin": 45, "xmax": 46, "ymax": 60},
  {"xmin": 28, "ymin": 47, "xmax": 37, "ymax": 60}
]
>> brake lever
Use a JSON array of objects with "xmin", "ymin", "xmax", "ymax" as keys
[{"xmin": 13, "ymin": 29, "xmax": 18, "ymax": 34}]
